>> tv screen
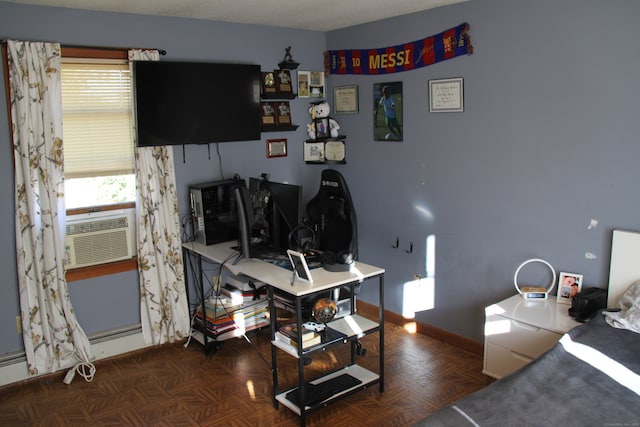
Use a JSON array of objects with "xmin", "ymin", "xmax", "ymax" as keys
[{"xmin": 133, "ymin": 61, "xmax": 261, "ymax": 146}]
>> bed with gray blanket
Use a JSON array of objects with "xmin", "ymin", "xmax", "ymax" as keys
[{"xmin": 416, "ymin": 283, "xmax": 640, "ymax": 426}]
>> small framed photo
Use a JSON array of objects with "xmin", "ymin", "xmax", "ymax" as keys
[
  {"xmin": 557, "ymin": 272, "xmax": 583, "ymax": 304},
  {"xmin": 304, "ymin": 141, "xmax": 325, "ymax": 163},
  {"xmin": 297, "ymin": 71, "xmax": 310, "ymax": 98},
  {"xmin": 287, "ymin": 249, "xmax": 313, "ymax": 283},
  {"xmin": 309, "ymin": 71, "xmax": 325, "ymax": 98},
  {"xmin": 314, "ymin": 118, "xmax": 330, "ymax": 139},
  {"xmin": 334, "ymin": 85, "xmax": 359, "ymax": 114},
  {"xmin": 429, "ymin": 77, "xmax": 464, "ymax": 112}
]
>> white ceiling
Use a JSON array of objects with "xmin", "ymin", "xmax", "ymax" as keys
[{"xmin": 7, "ymin": 0, "xmax": 469, "ymax": 31}]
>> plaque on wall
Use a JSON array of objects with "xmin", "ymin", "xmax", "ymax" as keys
[
  {"xmin": 260, "ymin": 102, "xmax": 276, "ymax": 126},
  {"xmin": 274, "ymin": 101, "xmax": 291, "ymax": 126},
  {"xmin": 262, "ymin": 72, "xmax": 277, "ymax": 95},
  {"xmin": 267, "ymin": 138, "xmax": 287, "ymax": 158},
  {"xmin": 275, "ymin": 69, "xmax": 293, "ymax": 94}
]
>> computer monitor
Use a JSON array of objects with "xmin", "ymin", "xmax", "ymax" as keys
[
  {"xmin": 249, "ymin": 176, "xmax": 303, "ymax": 253},
  {"xmin": 233, "ymin": 182, "xmax": 254, "ymax": 263}
]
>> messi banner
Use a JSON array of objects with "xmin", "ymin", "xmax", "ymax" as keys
[{"xmin": 325, "ymin": 23, "xmax": 472, "ymax": 75}]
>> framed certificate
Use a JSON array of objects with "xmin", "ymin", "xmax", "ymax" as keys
[
  {"xmin": 429, "ymin": 77, "xmax": 464, "ymax": 112},
  {"xmin": 325, "ymin": 140, "xmax": 346, "ymax": 162},
  {"xmin": 334, "ymin": 85, "xmax": 359, "ymax": 114}
]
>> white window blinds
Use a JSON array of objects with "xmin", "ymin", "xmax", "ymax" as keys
[{"xmin": 61, "ymin": 60, "xmax": 134, "ymax": 179}]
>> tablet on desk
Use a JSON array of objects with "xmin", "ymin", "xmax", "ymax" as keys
[{"xmin": 287, "ymin": 249, "xmax": 313, "ymax": 283}]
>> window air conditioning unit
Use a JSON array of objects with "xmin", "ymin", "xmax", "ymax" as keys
[{"xmin": 65, "ymin": 209, "xmax": 136, "ymax": 269}]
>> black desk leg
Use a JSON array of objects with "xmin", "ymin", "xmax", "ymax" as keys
[
  {"xmin": 296, "ymin": 296, "xmax": 307, "ymax": 427},
  {"xmin": 379, "ymin": 274, "xmax": 385, "ymax": 393},
  {"xmin": 268, "ymin": 286, "xmax": 279, "ymax": 409}
]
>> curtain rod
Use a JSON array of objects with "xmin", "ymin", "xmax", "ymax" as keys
[
  {"xmin": 2, "ymin": 40, "xmax": 166, "ymax": 55},
  {"xmin": 63, "ymin": 44, "xmax": 166, "ymax": 55}
]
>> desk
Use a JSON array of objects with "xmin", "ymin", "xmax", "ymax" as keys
[{"xmin": 182, "ymin": 241, "xmax": 385, "ymax": 426}]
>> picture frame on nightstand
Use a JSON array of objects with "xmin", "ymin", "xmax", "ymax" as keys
[{"xmin": 557, "ymin": 272, "xmax": 583, "ymax": 304}]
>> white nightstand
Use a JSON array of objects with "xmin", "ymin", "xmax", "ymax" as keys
[{"xmin": 482, "ymin": 294, "xmax": 580, "ymax": 379}]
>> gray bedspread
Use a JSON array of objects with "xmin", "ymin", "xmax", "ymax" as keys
[{"xmin": 415, "ymin": 312, "xmax": 640, "ymax": 427}]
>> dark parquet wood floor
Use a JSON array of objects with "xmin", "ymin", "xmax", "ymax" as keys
[{"xmin": 0, "ymin": 318, "xmax": 487, "ymax": 426}]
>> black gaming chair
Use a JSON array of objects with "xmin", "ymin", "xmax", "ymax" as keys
[
  {"xmin": 305, "ymin": 169, "xmax": 366, "ymax": 356},
  {"xmin": 306, "ymin": 169, "xmax": 358, "ymax": 264}
]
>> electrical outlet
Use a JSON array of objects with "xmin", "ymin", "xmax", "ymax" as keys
[{"xmin": 16, "ymin": 316, "xmax": 22, "ymax": 334}]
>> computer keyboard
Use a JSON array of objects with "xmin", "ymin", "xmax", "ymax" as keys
[{"xmin": 285, "ymin": 373, "xmax": 362, "ymax": 407}]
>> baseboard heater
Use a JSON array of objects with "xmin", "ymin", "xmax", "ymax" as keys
[{"xmin": 0, "ymin": 323, "xmax": 142, "ymax": 368}]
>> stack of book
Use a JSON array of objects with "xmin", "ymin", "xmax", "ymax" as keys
[
  {"xmin": 275, "ymin": 323, "xmax": 322, "ymax": 349},
  {"xmin": 194, "ymin": 295, "xmax": 269, "ymax": 341}
]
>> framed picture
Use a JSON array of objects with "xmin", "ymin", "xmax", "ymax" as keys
[
  {"xmin": 266, "ymin": 138, "xmax": 287, "ymax": 158},
  {"xmin": 304, "ymin": 141, "xmax": 325, "ymax": 162},
  {"xmin": 297, "ymin": 71, "xmax": 310, "ymax": 98},
  {"xmin": 429, "ymin": 77, "xmax": 464, "ymax": 112},
  {"xmin": 557, "ymin": 272, "xmax": 583, "ymax": 304},
  {"xmin": 373, "ymin": 82, "xmax": 403, "ymax": 141},
  {"xmin": 287, "ymin": 249, "xmax": 313, "ymax": 283},
  {"xmin": 334, "ymin": 85, "xmax": 359, "ymax": 114},
  {"xmin": 313, "ymin": 118, "xmax": 330, "ymax": 139},
  {"xmin": 309, "ymin": 71, "xmax": 325, "ymax": 98}
]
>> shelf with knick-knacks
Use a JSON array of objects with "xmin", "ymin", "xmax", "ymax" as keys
[{"xmin": 261, "ymin": 69, "xmax": 299, "ymax": 132}]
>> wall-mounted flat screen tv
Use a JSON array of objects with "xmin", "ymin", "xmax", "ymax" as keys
[{"xmin": 133, "ymin": 61, "xmax": 261, "ymax": 146}]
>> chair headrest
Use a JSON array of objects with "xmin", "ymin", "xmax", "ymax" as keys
[{"xmin": 317, "ymin": 169, "xmax": 352, "ymax": 199}]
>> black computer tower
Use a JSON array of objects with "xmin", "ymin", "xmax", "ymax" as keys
[{"xmin": 189, "ymin": 179, "xmax": 243, "ymax": 245}]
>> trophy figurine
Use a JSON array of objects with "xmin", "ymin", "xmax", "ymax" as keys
[{"xmin": 278, "ymin": 46, "xmax": 300, "ymax": 70}]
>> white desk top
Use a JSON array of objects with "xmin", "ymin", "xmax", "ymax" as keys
[{"xmin": 182, "ymin": 241, "xmax": 385, "ymax": 297}]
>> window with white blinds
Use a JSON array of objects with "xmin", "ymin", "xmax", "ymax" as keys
[{"xmin": 61, "ymin": 60, "xmax": 135, "ymax": 179}]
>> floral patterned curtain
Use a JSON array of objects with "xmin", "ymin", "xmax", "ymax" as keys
[
  {"xmin": 7, "ymin": 40, "xmax": 92, "ymax": 375},
  {"xmin": 129, "ymin": 50, "xmax": 190, "ymax": 345}
]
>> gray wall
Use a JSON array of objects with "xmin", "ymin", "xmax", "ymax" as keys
[
  {"xmin": 0, "ymin": 1, "xmax": 325, "ymax": 355},
  {"xmin": 326, "ymin": 0, "xmax": 640, "ymax": 339},
  {"xmin": 1, "ymin": 0, "xmax": 639, "ymax": 357}
]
